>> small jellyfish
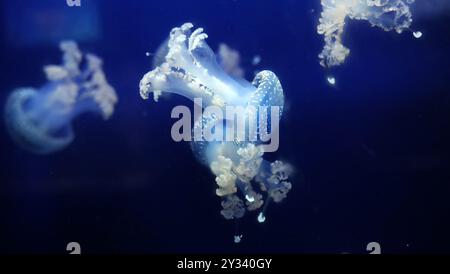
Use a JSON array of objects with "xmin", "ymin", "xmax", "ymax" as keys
[
  {"xmin": 317, "ymin": 0, "xmax": 415, "ymax": 67},
  {"xmin": 4, "ymin": 41, "xmax": 118, "ymax": 154},
  {"xmin": 140, "ymin": 23, "xmax": 292, "ymax": 223}
]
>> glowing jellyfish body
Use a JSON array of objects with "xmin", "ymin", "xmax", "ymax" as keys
[
  {"xmin": 4, "ymin": 41, "xmax": 117, "ymax": 154},
  {"xmin": 140, "ymin": 23, "xmax": 292, "ymax": 222},
  {"xmin": 318, "ymin": 0, "xmax": 415, "ymax": 67}
]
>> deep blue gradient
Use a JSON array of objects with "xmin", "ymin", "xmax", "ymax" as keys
[{"xmin": 0, "ymin": 0, "xmax": 450, "ymax": 254}]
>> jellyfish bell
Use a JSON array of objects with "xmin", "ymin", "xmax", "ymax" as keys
[
  {"xmin": 4, "ymin": 87, "xmax": 75, "ymax": 154},
  {"xmin": 4, "ymin": 41, "xmax": 118, "ymax": 154}
]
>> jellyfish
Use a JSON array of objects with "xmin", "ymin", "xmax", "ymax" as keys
[
  {"xmin": 317, "ymin": 0, "xmax": 416, "ymax": 67},
  {"xmin": 4, "ymin": 41, "xmax": 118, "ymax": 154},
  {"xmin": 139, "ymin": 23, "xmax": 292, "ymax": 224}
]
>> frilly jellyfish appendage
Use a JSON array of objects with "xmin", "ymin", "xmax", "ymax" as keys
[
  {"xmin": 205, "ymin": 142, "xmax": 293, "ymax": 221},
  {"xmin": 4, "ymin": 41, "xmax": 118, "ymax": 154},
  {"xmin": 317, "ymin": 0, "xmax": 415, "ymax": 67},
  {"xmin": 140, "ymin": 23, "xmax": 292, "ymax": 223}
]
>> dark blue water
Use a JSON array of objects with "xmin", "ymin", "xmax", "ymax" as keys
[{"xmin": 0, "ymin": 0, "xmax": 449, "ymax": 254}]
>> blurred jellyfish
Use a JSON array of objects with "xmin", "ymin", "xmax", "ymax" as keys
[
  {"xmin": 4, "ymin": 41, "xmax": 118, "ymax": 154},
  {"xmin": 140, "ymin": 23, "xmax": 292, "ymax": 223},
  {"xmin": 317, "ymin": 0, "xmax": 415, "ymax": 67},
  {"xmin": 217, "ymin": 43, "xmax": 245, "ymax": 78}
]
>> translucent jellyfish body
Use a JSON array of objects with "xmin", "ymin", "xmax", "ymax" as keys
[
  {"xmin": 318, "ymin": 0, "xmax": 415, "ymax": 67},
  {"xmin": 140, "ymin": 23, "xmax": 292, "ymax": 222},
  {"xmin": 4, "ymin": 41, "xmax": 117, "ymax": 154}
]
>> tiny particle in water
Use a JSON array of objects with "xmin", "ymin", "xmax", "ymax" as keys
[
  {"xmin": 234, "ymin": 235, "xmax": 243, "ymax": 243},
  {"xmin": 413, "ymin": 31, "xmax": 423, "ymax": 39},
  {"xmin": 327, "ymin": 76, "xmax": 336, "ymax": 86},
  {"xmin": 257, "ymin": 212, "xmax": 266, "ymax": 223},
  {"xmin": 145, "ymin": 52, "xmax": 151, "ymax": 57},
  {"xmin": 252, "ymin": 55, "xmax": 261, "ymax": 66}
]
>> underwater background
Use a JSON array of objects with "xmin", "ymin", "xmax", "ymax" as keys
[{"xmin": 1, "ymin": 0, "xmax": 450, "ymax": 254}]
